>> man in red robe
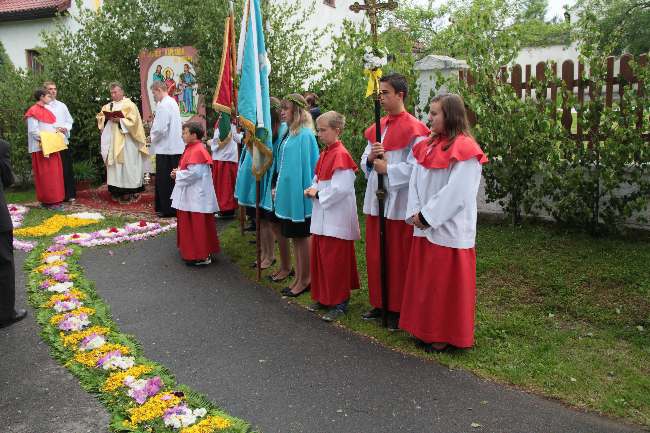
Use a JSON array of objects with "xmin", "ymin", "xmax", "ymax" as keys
[{"xmin": 360, "ymin": 73, "xmax": 429, "ymax": 330}]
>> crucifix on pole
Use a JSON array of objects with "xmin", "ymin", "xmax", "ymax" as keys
[{"xmin": 350, "ymin": 0, "xmax": 397, "ymax": 328}]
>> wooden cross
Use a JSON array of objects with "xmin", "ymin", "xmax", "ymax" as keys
[{"xmin": 349, "ymin": 0, "xmax": 398, "ymax": 47}]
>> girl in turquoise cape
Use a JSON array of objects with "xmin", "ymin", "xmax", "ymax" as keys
[
  {"xmin": 274, "ymin": 94, "xmax": 319, "ymax": 297},
  {"xmin": 261, "ymin": 97, "xmax": 292, "ymax": 282}
]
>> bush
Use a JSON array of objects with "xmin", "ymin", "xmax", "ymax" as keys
[
  {"xmin": 72, "ymin": 159, "xmax": 99, "ymax": 183},
  {"xmin": 0, "ymin": 42, "xmax": 42, "ymax": 184}
]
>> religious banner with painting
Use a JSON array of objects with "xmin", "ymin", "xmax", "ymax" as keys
[{"xmin": 138, "ymin": 46, "xmax": 205, "ymax": 128}]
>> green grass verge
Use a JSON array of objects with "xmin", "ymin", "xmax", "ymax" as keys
[
  {"xmin": 220, "ymin": 219, "xmax": 650, "ymax": 428},
  {"xmin": 6, "ymin": 186, "xmax": 36, "ymax": 204},
  {"xmin": 19, "ymin": 208, "xmax": 251, "ymax": 433}
]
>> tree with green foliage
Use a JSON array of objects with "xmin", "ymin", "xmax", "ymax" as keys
[
  {"xmin": 263, "ymin": 0, "xmax": 326, "ymax": 98},
  {"xmin": 519, "ymin": 0, "xmax": 548, "ymax": 21},
  {"xmin": 572, "ymin": 0, "xmax": 650, "ymax": 56},
  {"xmin": 0, "ymin": 41, "xmax": 43, "ymax": 184},
  {"xmin": 313, "ymin": 18, "xmax": 419, "ymax": 169}
]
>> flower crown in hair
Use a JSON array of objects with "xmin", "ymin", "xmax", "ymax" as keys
[
  {"xmin": 270, "ymin": 99, "xmax": 280, "ymax": 110},
  {"xmin": 285, "ymin": 95, "xmax": 306, "ymax": 109}
]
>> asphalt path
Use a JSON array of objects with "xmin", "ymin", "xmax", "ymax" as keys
[
  {"xmin": 1, "ymin": 251, "xmax": 110, "ymax": 433},
  {"xmin": 70, "ymin": 231, "xmax": 643, "ymax": 433}
]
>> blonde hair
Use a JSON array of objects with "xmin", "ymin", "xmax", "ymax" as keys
[
  {"xmin": 281, "ymin": 93, "xmax": 313, "ymax": 134},
  {"xmin": 42, "ymin": 81, "xmax": 56, "ymax": 88},
  {"xmin": 316, "ymin": 111, "xmax": 345, "ymax": 131}
]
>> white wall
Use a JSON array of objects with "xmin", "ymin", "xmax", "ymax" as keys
[
  {"xmin": 512, "ymin": 43, "xmax": 580, "ymax": 68},
  {"xmin": 300, "ymin": 0, "xmax": 366, "ymax": 74},
  {"xmin": 0, "ymin": 0, "xmax": 96, "ymax": 70}
]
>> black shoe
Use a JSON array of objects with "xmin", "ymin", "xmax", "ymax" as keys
[
  {"xmin": 0, "ymin": 309, "xmax": 27, "ymax": 328},
  {"xmin": 244, "ymin": 224, "xmax": 256, "ymax": 232},
  {"xmin": 283, "ymin": 284, "xmax": 310, "ymax": 297},
  {"xmin": 216, "ymin": 211, "xmax": 236, "ymax": 219},
  {"xmin": 322, "ymin": 306, "xmax": 347, "ymax": 322},
  {"xmin": 387, "ymin": 313, "xmax": 400, "ymax": 332},
  {"xmin": 362, "ymin": 308, "xmax": 383, "ymax": 320},
  {"xmin": 307, "ymin": 302, "xmax": 326, "ymax": 312}
]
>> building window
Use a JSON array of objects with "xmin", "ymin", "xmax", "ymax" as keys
[
  {"xmin": 323, "ymin": 0, "xmax": 335, "ymax": 7},
  {"xmin": 26, "ymin": 49, "xmax": 44, "ymax": 74}
]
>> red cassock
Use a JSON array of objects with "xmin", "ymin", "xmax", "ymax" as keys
[
  {"xmin": 309, "ymin": 141, "xmax": 360, "ymax": 306},
  {"xmin": 363, "ymin": 111, "xmax": 429, "ymax": 313},
  {"xmin": 212, "ymin": 160, "xmax": 238, "ymax": 212},
  {"xmin": 24, "ymin": 103, "xmax": 65, "ymax": 205},
  {"xmin": 398, "ymin": 133, "xmax": 488, "ymax": 348},
  {"xmin": 399, "ymin": 239, "xmax": 476, "ymax": 348},
  {"xmin": 32, "ymin": 152, "xmax": 65, "ymax": 204},
  {"xmin": 365, "ymin": 216, "xmax": 413, "ymax": 312},
  {"xmin": 176, "ymin": 211, "xmax": 220, "ymax": 260},
  {"xmin": 310, "ymin": 235, "xmax": 360, "ymax": 306}
]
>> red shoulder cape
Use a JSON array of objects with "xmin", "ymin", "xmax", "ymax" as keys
[
  {"xmin": 179, "ymin": 141, "xmax": 212, "ymax": 170},
  {"xmin": 24, "ymin": 103, "xmax": 55, "ymax": 124},
  {"xmin": 315, "ymin": 141, "xmax": 358, "ymax": 181},
  {"xmin": 413, "ymin": 134, "xmax": 488, "ymax": 169},
  {"xmin": 363, "ymin": 111, "xmax": 430, "ymax": 151}
]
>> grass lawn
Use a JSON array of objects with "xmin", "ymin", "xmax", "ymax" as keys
[
  {"xmin": 221, "ymin": 217, "xmax": 650, "ymax": 428},
  {"xmin": 6, "ymin": 186, "xmax": 37, "ymax": 204}
]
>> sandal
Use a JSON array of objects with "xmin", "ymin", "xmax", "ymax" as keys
[
  {"xmin": 250, "ymin": 259, "xmax": 277, "ymax": 269},
  {"xmin": 270, "ymin": 268, "xmax": 295, "ymax": 283}
]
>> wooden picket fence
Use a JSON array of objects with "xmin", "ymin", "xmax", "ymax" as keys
[{"xmin": 459, "ymin": 53, "xmax": 650, "ymax": 142}]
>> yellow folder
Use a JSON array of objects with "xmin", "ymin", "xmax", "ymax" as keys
[{"xmin": 40, "ymin": 131, "xmax": 67, "ymax": 157}]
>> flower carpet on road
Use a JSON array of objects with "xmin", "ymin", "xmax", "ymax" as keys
[
  {"xmin": 11, "ymin": 204, "xmax": 249, "ymax": 433},
  {"xmin": 14, "ymin": 213, "xmax": 101, "ymax": 237},
  {"xmin": 54, "ymin": 220, "xmax": 177, "ymax": 247},
  {"xmin": 9, "ymin": 203, "xmax": 29, "ymax": 228}
]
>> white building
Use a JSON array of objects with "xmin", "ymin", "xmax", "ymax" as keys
[
  {"xmin": 0, "ymin": 0, "xmax": 363, "ymax": 72},
  {"xmin": 0, "ymin": 0, "xmax": 101, "ymax": 71}
]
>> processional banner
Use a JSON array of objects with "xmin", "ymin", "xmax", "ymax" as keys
[{"xmin": 138, "ymin": 46, "xmax": 206, "ymax": 129}]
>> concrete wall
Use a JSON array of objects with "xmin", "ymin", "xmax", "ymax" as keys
[{"xmin": 512, "ymin": 43, "xmax": 580, "ymax": 69}]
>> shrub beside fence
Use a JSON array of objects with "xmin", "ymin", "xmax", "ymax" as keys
[{"xmin": 452, "ymin": 53, "xmax": 650, "ymax": 233}]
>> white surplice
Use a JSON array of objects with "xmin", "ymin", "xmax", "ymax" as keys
[
  {"xmin": 405, "ymin": 158, "xmax": 483, "ymax": 249},
  {"xmin": 171, "ymin": 164, "xmax": 219, "ymax": 213},
  {"xmin": 149, "ymin": 95, "xmax": 184, "ymax": 155},
  {"xmin": 360, "ymin": 126, "xmax": 428, "ymax": 220},
  {"xmin": 210, "ymin": 124, "xmax": 241, "ymax": 163},
  {"xmin": 45, "ymin": 100, "xmax": 74, "ymax": 144},
  {"xmin": 309, "ymin": 168, "xmax": 360, "ymax": 241}
]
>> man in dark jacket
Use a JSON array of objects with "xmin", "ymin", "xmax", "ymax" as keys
[{"xmin": 0, "ymin": 138, "xmax": 27, "ymax": 328}]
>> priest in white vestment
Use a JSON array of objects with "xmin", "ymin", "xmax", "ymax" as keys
[{"xmin": 96, "ymin": 82, "xmax": 148, "ymax": 202}]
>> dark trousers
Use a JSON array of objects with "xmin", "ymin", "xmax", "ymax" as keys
[
  {"xmin": 60, "ymin": 149, "xmax": 76, "ymax": 201},
  {"xmin": 0, "ymin": 230, "xmax": 15, "ymax": 321},
  {"xmin": 155, "ymin": 154, "xmax": 181, "ymax": 217}
]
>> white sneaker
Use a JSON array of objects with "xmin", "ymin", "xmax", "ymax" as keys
[{"xmin": 193, "ymin": 257, "xmax": 212, "ymax": 266}]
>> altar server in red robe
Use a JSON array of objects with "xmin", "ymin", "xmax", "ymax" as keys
[
  {"xmin": 210, "ymin": 120, "xmax": 241, "ymax": 219},
  {"xmin": 360, "ymin": 73, "xmax": 430, "ymax": 329},
  {"xmin": 24, "ymin": 89, "xmax": 65, "ymax": 208},
  {"xmin": 171, "ymin": 122, "xmax": 220, "ymax": 266},
  {"xmin": 305, "ymin": 111, "xmax": 360, "ymax": 322},
  {"xmin": 399, "ymin": 94, "xmax": 488, "ymax": 352}
]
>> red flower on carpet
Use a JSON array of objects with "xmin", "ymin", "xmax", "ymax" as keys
[{"xmin": 108, "ymin": 227, "xmax": 118, "ymax": 233}]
